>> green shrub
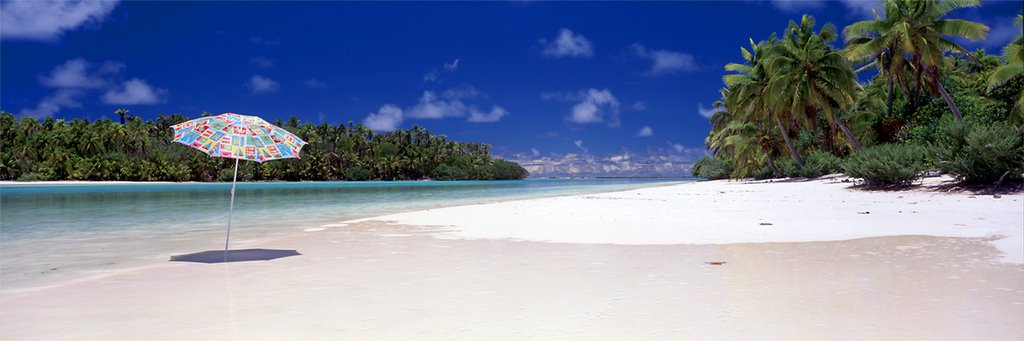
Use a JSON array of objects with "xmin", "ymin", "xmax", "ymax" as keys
[
  {"xmin": 692, "ymin": 156, "xmax": 733, "ymax": 180},
  {"xmin": 753, "ymin": 165, "xmax": 776, "ymax": 180},
  {"xmin": 343, "ymin": 166, "xmax": 372, "ymax": 181},
  {"xmin": 843, "ymin": 144, "xmax": 930, "ymax": 187},
  {"xmin": 799, "ymin": 151, "xmax": 842, "ymax": 178},
  {"xmin": 935, "ymin": 123, "xmax": 1024, "ymax": 184},
  {"xmin": 775, "ymin": 158, "xmax": 799, "ymax": 178}
]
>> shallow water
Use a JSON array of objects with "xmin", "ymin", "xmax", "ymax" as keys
[{"xmin": 0, "ymin": 179, "xmax": 690, "ymax": 290}]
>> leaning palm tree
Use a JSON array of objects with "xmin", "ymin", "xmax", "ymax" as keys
[
  {"xmin": 845, "ymin": 0, "xmax": 989, "ymax": 123},
  {"xmin": 987, "ymin": 14, "xmax": 1024, "ymax": 128},
  {"xmin": 724, "ymin": 34, "xmax": 805, "ymax": 166},
  {"xmin": 767, "ymin": 15, "xmax": 863, "ymax": 151}
]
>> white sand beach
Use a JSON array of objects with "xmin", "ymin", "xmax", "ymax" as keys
[{"xmin": 2, "ymin": 176, "xmax": 1022, "ymax": 340}]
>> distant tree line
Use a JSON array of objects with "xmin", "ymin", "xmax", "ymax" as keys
[{"xmin": 0, "ymin": 111, "xmax": 529, "ymax": 182}]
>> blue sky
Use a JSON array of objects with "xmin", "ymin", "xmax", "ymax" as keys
[{"xmin": 1, "ymin": 0, "xmax": 1019, "ymax": 176}]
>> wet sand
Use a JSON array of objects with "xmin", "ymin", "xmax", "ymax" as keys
[{"xmin": 1, "ymin": 222, "xmax": 1022, "ymax": 341}]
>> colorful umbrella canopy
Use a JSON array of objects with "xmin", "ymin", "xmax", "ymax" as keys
[
  {"xmin": 171, "ymin": 112, "xmax": 306, "ymax": 163},
  {"xmin": 170, "ymin": 112, "xmax": 306, "ymax": 261}
]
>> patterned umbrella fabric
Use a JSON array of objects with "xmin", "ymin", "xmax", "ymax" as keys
[
  {"xmin": 169, "ymin": 112, "xmax": 306, "ymax": 261},
  {"xmin": 171, "ymin": 113, "xmax": 306, "ymax": 162}
]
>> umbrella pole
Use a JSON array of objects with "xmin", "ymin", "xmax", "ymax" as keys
[{"xmin": 225, "ymin": 158, "xmax": 239, "ymax": 262}]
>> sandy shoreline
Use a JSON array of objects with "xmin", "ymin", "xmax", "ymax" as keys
[
  {"xmin": 357, "ymin": 175, "xmax": 1024, "ymax": 263},
  {"xmin": 2, "ymin": 176, "xmax": 1022, "ymax": 340}
]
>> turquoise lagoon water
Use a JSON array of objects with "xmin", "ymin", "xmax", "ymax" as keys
[{"xmin": 0, "ymin": 178, "xmax": 692, "ymax": 290}]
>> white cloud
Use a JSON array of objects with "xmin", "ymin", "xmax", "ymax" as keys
[
  {"xmin": 102, "ymin": 78, "xmax": 166, "ymax": 105},
  {"xmin": 246, "ymin": 75, "xmax": 279, "ymax": 94},
  {"xmin": 508, "ymin": 149, "xmax": 698, "ymax": 178},
  {"xmin": 839, "ymin": 0, "xmax": 881, "ymax": 18},
  {"xmin": 569, "ymin": 88, "xmax": 620, "ymax": 126},
  {"xmin": 406, "ymin": 91, "xmax": 468, "ymax": 119},
  {"xmin": 250, "ymin": 57, "xmax": 273, "ymax": 68},
  {"xmin": 698, "ymin": 102, "xmax": 716, "ymax": 119},
  {"xmin": 403, "ymin": 88, "xmax": 508, "ymax": 123},
  {"xmin": 631, "ymin": 44, "xmax": 697, "ymax": 76},
  {"xmin": 19, "ymin": 89, "xmax": 84, "ymax": 118},
  {"xmin": 531, "ymin": 148, "xmax": 540, "ymax": 157},
  {"xmin": 467, "ymin": 106, "xmax": 508, "ymax": 123},
  {"xmin": 39, "ymin": 59, "xmax": 109, "ymax": 89},
  {"xmin": 573, "ymin": 140, "xmax": 589, "ymax": 153},
  {"xmin": 540, "ymin": 28, "xmax": 594, "ymax": 58},
  {"xmin": 444, "ymin": 58, "xmax": 460, "ymax": 71},
  {"xmin": 0, "ymin": 0, "xmax": 119, "ymax": 41},
  {"xmin": 363, "ymin": 104, "xmax": 404, "ymax": 131},
  {"xmin": 304, "ymin": 78, "xmax": 328, "ymax": 89},
  {"xmin": 637, "ymin": 126, "xmax": 653, "ymax": 137},
  {"xmin": 632, "ymin": 101, "xmax": 647, "ymax": 111}
]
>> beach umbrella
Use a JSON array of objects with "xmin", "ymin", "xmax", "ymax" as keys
[{"xmin": 170, "ymin": 112, "xmax": 307, "ymax": 261}]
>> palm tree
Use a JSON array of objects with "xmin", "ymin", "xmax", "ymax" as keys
[
  {"xmin": 767, "ymin": 15, "xmax": 863, "ymax": 151},
  {"xmin": 115, "ymin": 109, "xmax": 129, "ymax": 125},
  {"xmin": 725, "ymin": 34, "xmax": 806, "ymax": 166},
  {"xmin": 844, "ymin": 0, "xmax": 989, "ymax": 123},
  {"xmin": 987, "ymin": 14, "xmax": 1023, "ymax": 128}
]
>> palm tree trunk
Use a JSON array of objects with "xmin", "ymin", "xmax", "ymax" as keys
[
  {"xmin": 886, "ymin": 73, "xmax": 894, "ymax": 118},
  {"xmin": 937, "ymin": 81, "xmax": 964, "ymax": 123},
  {"xmin": 774, "ymin": 115, "xmax": 803, "ymax": 167},
  {"xmin": 764, "ymin": 150, "xmax": 781, "ymax": 177},
  {"xmin": 835, "ymin": 118, "xmax": 862, "ymax": 150}
]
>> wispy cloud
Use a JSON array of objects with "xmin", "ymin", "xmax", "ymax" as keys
[
  {"xmin": 38, "ymin": 59, "xmax": 110, "ymax": 89},
  {"xmin": 249, "ymin": 57, "xmax": 273, "ymax": 68},
  {"xmin": 978, "ymin": 17, "xmax": 1020, "ymax": 49},
  {"xmin": 632, "ymin": 101, "xmax": 647, "ymax": 111},
  {"xmin": 838, "ymin": 0, "xmax": 881, "ymax": 19},
  {"xmin": 304, "ymin": 78, "xmax": 328, "ymax": 89},
  {"xmin": 249, "ymin": 36, "xmax": 280, "ymax": 46},
  {"xmin": 631, "ymin": 44, "xmax": 697, "ymax": 76},
  {"xmin": 637, "ymin": 126, "xmax": 653, "ymax": 137},
  {"xmin": 102, "ymin": 78, "xmax": 166, "ymax": 105},
  {"xmin": 19, "ymin": 89, "xmax": 83, "ymax": 118},
  {"xmin": 246, "ymin": 75, "xmax": 279, "ymax": 94},
  {"xmin": 443, "ymin": 58, "xmax": 460, "ymax": 71},
  {"xmin": 767, "ymin": 0, "xmax": 824, "ymax": 13},
  {"xmin": 22, "ymin": 58, "xmax": 165, "ymax": 117},
  {"xmin": 0, "ymin": 0, "xmax": 119, "ymax": 41},
  {"xmin": 424, "ymin": 58, "xmax": 461, "ymax": 83},
  {"xmin": 698, "ymin": 103, "xmax": 716, "ymax": 119},
  {"xmin": 363, "ymin": 104, "xmax": 404, "ymax": 131},
  {"xmin": 442, "ymin": 84, "xmax": 480, "ymax": 99},
  {"xmin": 573, "ymin": 140, "xmax": 589, "ymax": 153},
  {"xmin": 540, "ymin": 28, "xmax": 594, "ymax": 58}
]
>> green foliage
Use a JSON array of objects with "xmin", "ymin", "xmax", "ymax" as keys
[
  {"xmin": 934, "ymin": 123, "xmax": 1024, "ymax": 184},
  {"xmin": 0, "ymin": 112, "xmax": 528, "ymax": 182},
  {"xmin": 799, "ymin": 151, "xmax": 842, "ymax": 178},
  {"xmin": 342, "ymin": 167, "xmax": 372, "ymax": 181},
  {"xmin": 692, "ymin": 156, "xmax": 733, "ymax": 180},
  {"xmin": 775, "ymin": 158, "xmax": 799, "ymax": 177},
  {"xmin": 843, "ymin": 144, "xmax": 931, "ymax": 187}
]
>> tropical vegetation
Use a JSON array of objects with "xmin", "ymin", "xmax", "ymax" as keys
[
  {"xmin": 699, "ymin": 0, "xmax": 1024, "ymax": 187},
  {"xmin": 0, "ymin": 111, "xmax": 529, "ymax": 182}
]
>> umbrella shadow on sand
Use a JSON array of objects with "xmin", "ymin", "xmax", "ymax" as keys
[{"xmin": 170, "ymin": 249, "xmax": 301, "ymax": 264}]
